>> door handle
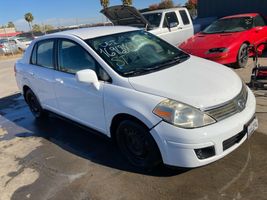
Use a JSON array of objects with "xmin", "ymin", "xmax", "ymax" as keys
[
  {"xmin": 29, "ymin": 72, "xmax": 34, "ymax": 76},
  {"xmin": 55, "ymin": 78, "xmax": 64, "ymax": 84},
  {"xmin": 178, "ymin": 27, "xmax": 183, "ymax": 30}
]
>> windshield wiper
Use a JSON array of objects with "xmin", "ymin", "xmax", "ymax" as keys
[
  {"xmin": 124, "ymin": 54, "xmax": 189, "ymax": 77},
  {"xmin": 150, "ymin": 54, "xmax": 189, "ymax": 69}
]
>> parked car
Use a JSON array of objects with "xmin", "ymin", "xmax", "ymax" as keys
[
  {"xmin": 15, "ymin": 26, "xmax": 257, "ymax": 169},
  {"xmin": 179, "ymin": 13, "xmax": 267, "ymax": 68},
  {"xmin": 101, "ymin": 5, "xmax": 194, "ymax": 46},
  {"xmin": 0, "ymin": 39, "xmax": 19, "ymax": 55},
  {"xmin": 9, "ymin": 37, "xmax": 32, "ymax": 51}
]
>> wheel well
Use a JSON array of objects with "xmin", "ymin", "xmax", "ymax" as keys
[
  {"xmin": 110, "ymin": 114, "xmax": 149, "ymax": 142},
  {"xmin": 110, "ymin": 113, "xmax": 163, "ymax": 163}
]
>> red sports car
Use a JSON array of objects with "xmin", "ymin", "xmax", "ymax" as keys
[{"xmin": 179, "ymin": 13, "xmax": 267, "ymax": 67}]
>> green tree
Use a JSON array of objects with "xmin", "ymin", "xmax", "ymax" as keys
[
  {"xmin": 100, "ymin": 0, "xmax": 109, "ymax": 9},
  {"xmin": 185, "ymin": 0, "xmax": 197, "ymax": 9},
  {"xmin": 43, "ymin": 24, "xmax": 54, "ymax": 32},
  {"xmin": 158, "ymin": 0, "xmax": 175, "ymax": 9},
  {"xmin": 32, "ymin": 24, "xmax": 42, "ymax": 32},
  {"xmin": 122, "ymin": 0, "xmax": 132, "ymax": 6},
  {"xmin": 7, "ymin": 21, "xmax": 15, "ymax": 28},
  {"xmin": 24, "ymin": 12, "xmax": 34, "ymax": 35}
]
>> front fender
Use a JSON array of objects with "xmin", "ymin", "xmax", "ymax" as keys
[{"xmin": 103, "ymin": 84, "xmax": 164, "ymax": 137}]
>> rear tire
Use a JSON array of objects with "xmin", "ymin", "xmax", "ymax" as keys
[
  {"xmin": 236, "ymin": 43, "xmax": 249, "ymax": 68},
  {"xmin": 116, "ymin": 120, "xmax": 161, "ymax": 169},
  {"xmin": 25, "ymin": 89, "xmax": 47, "ymax": 119}
]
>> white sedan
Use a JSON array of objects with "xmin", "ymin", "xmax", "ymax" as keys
[
  {"xmin": 15, "ymin": 26, "xmax": 258, "ymax": 169},
  {"xmin": 10, "ymin": 37, "xmax": 32, "ymax": 51}
]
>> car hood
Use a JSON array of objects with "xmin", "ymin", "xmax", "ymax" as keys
[
  {"xmin": 180, "ymin": 31, "xmax": 245, "ymax": 51},
  {"xmin": 128, "ymin": 56, "xmax": 242, "ymax": 109},
  {"xmin": 101, "ymin": 5, "xmax": 151, "ymax": 29}
]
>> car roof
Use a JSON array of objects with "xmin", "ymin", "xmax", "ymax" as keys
[
  {"xmin": 50, "ymin": 26, "xmax": 139, "ymax": 40},
  {"xmin": 142, "ymin": 7, "xmax": 187, "ymax": 14},
  {"xmin": 222, "ymin": 13, "xmax": 259, "ymax": 19}
]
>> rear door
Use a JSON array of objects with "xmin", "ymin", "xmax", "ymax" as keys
[
  {"xmin": 178, "ymin": 10, "xmax": 194, "ymax": 42},
  {"xmin": 26, "ymin": 39, "xmax": 58, "ymax": 110}
]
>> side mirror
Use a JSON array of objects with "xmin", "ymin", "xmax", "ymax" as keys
[
  {"xmin": 255, "ymin": 26, "xmax": 263, "ymax": 32},
  {"xmin": 75, "ymin": 69, "xmax": 100, "ymax": 90}
]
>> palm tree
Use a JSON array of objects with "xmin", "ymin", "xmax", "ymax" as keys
[
  {"xmin": 100, "ymin": 0, "xmax": 109, "ymax": 9},
  {"xmin": 122, "ymin": 0, "xmax": 132, "ymax": 6},
  {"xmin": 24, "ymin": 12, "xmax": 34, "ymax": 35}
]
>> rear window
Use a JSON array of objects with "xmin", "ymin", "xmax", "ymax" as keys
[
  {"xmin": 179, "ymin": 10, "xmax": 190, "ymax": 25},
  {"xmin": 31, "ymin": 40, "xmax": 54, "ymax": 69}
]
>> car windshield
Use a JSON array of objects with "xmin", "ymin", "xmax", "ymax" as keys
[
  {"xmin": 202, "ymin": 17, "xmax": 253, "ymax": 34},
  {"xmin": 86, "ymin": 30, "xmax": 189, "ymax": 77},
  {"xmin": 143, "ymin": 13, "xmax": 162, "ymax": 27}
]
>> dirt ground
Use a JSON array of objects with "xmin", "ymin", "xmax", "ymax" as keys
[{"xmin": 0, "ymin": 56, "xmax": 267, "ymax": 200}]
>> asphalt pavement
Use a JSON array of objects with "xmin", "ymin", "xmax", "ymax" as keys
[{"xmin": 0, "ymin": 57, "xmax": 267, "ymax": 200}]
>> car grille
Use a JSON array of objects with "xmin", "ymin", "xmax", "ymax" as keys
[{"xmin": 205, "ymin": 84, "xmax": 248, "ymax": 121}]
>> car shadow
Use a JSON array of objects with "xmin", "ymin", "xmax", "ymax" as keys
[{"xmin": 0, "ymin": 93, "xmax": 189, "ymax": 177}]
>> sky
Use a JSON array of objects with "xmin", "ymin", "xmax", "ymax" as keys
[{"xmin": 0, "ymin": 0, "xmax": 187, "ymax": 31}]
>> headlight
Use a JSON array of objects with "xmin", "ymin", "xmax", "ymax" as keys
[
  {"xmin": 206, "ymin": 47, "xmax": 228, "ymax": 54},
  {"xmin": 153, "ymin": 99, "xmax": 216, "ymax": 128}
]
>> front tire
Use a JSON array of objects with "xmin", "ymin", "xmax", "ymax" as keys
[
  {"xmin": 236, "ymin": 43, "xmax": 249, "ymax": 68},
  {"xmin": 25, "ymin": 89, "xmax": 46, "ymax": 119},
  {"xmin": 116, "ymin": 120, "xmax": 161, "ymax": 169}
]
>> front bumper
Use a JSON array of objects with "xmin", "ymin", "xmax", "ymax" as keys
[
  {"xmin": 182, "ymin": 48, "xmax": 237, "ymax": 65},
  {"xmin": 150, "ymin": 88, "xmax": 257, "ymax": 168}
]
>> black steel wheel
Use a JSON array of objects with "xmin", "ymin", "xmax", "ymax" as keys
[
  {"xmin": 237, "ymin": 43, "xmax": 249, "ymax": 68},
  {"xmin": 25, "ymin": 89, "xmax": 46, "ymax": 119},
  {"xmin": 116, "ymin": 120, "xmax": 161, "ymax": 169}
]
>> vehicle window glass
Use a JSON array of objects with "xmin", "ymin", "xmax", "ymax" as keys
[
  {"xmin": 86, "ymin": 30, "xmax": 189, "ymax": 77},
  {"xmin": 36, "ymin": 40, "xmax": 54, "ymax": 69},
  {"xmin": 58, "ymin": 40, "xmax": 97, "ymax": 74},
  {"xmin": 163, "ymin": 12, "xmax": 179, "ymax": 28},
  {"xmin": 143, "ymin": 13, "xmax": 162, "ymax": 28},
  {"xmin": 31, "ymin": 44, "xmax": 37, "ymax": 65},
  {"xmin": 179, "ymin": 10, "xmax": 190, "ymax": 25},
  {"xmin": 203, "ymin": 17, "xmax": 253, "ymax": 34},
  {"xmin": 254, "ymin": 15, "xmax": 266, "ymax": 27},
  {"xmin": 0, "ymin": 39, "xmax": 8, "ymax": 43},
  {"xmin": 18, "ymin": 37, "xmax": 32, "ymax": 42},
  {"xmin": 9, "ymin": 40, "xmax": 16, "ymax": 44}
]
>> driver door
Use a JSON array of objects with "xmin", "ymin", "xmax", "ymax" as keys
[{"xmin": 53, "ymin": 39, "xmax": 106, "ymax": 133}]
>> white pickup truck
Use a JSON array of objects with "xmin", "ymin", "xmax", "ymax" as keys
[{"xmin": 101, "ymin": 6, "xmax": 194, "ymax": 46}]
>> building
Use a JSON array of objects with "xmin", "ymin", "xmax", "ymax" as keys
[
  {"xmin": 0, "ymin": 27, "xmax": 21, "ymax": 38},
  {"xmin": 198, "ymin": 0, "xmax": 267, "ymax": 18}
]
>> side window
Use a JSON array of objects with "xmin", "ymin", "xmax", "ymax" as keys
[
  {"xmin": 36, "ymin": 40, "xmax": 54, "ymax": 69},
  {"xmin": 58, "ymin": 40, "xmax": 97, "ymax": 74},
  {"xmin": 30, "ymin": 44, "xmax": 37, "ymax": 65},
  {"xmin": 179, "ymin": 10, "xmax": 190, "ymax": 25},
  {"xmin": 254, "ymin": 15, "xmax": 266, "ymax": 27},
  {"xmin": 163, "ymin": 12, "xmax": 179, "ymax": 28}
]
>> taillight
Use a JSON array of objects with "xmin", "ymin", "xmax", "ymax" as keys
[{"xmin": 0, "ymin": 44, "xmax": 3, "ymax": 48}]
